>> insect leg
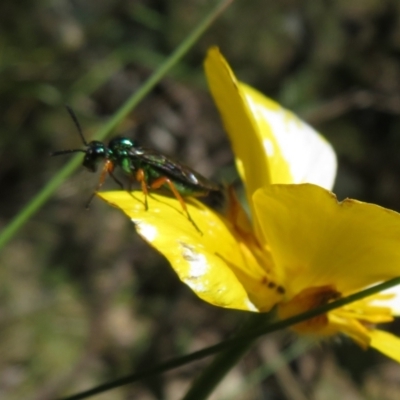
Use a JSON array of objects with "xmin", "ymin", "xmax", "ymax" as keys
[
  {"xmin": 150, "ymin": 177, "xmax": 202, "ymax": 234},
  {"xmin": 108, "ymin": 170, "xmax": 125, "ymax": 191},
  {"xmin": 86, "ymin": 160, "xmax": 114, "ymax": 209},
  {"xmin": 136, "ymin": 168, "xmax": 149, "ymax": 210}
]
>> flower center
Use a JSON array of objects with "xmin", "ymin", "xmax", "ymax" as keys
[
  {"xmin": 278, "ymin": 285, "xmax": 341, "ymax": 334},
  {"xmin": 225, "ymin": 187, "xmax": 286, "ymax": 311}
]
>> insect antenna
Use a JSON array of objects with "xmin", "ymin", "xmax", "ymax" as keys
[
  {"xmin": 50, "ymin": 149, "xmax": 87, "ymax": 156},
  {"xmin": 50, "ymin": 106, "xmax": 90, "ymax": 157},
  {"xmin": 65, "ymin": 105, "xmax": 88, "ymax": 146}
]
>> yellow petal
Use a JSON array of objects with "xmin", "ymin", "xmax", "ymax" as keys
[
  {"xmin": 253, "ymin": 184, "xmax": 400, "ymax": 299},
  {"xmin": 240, "ymin": 83, "xmax": 337, "ymax": 191},
  {"xmin": 334, "ymin": 301, "xmax": 394, "ymax": 324},
  {"xmin": 204, "ymin": 47, "xmax": 271, "ymax": 197},
  {"xmin": 204, "ymin": 47, "xmax": 270, "ymax": 244},
  {"xmin": 204, "ymin": 47, "xmax": 337, "ymax": 195},
  {"xmin": 369, "ymin": 329, "xmax": 400, "ymax": 362},
  {"xmin": 328, "ymin": 312, "xmax": 372, "ymax": 348},
  {"xmin": 98, "ymin": 191, "xmax": 283, "ymax": 312},
  {"xmin": 370, "ymin": 284, "xmax": 400, "ymax": 316}
]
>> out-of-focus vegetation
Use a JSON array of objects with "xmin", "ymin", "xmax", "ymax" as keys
[{"xmin": 1, "ymin": 0, "xmax": 400, "ymax": 399}]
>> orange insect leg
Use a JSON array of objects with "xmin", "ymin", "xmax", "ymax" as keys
[
  {"xmin": 150, "ymin": 176, "xmax": 202, "ymax": 234},
  {"xmin": 100, "ymin": 160, "xmax": 114, "ymax": 186},
  {"xmin": 86, "ymin": 160, "xmax": 115, "ymax": 209},
  {"xmin": 136, "ymin": 168, "xmax": 149, "ymax": 210},
  {"xmin": 150, "ymin": 176, "xmax": 188, "ymax": 214}
]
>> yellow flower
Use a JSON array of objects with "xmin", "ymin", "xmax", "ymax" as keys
[{"xmin": 99, "ymin": 48, "xmax": 400, "ymax": 362}]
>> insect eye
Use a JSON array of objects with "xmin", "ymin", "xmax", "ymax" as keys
[{"xmin": 82, "ymin": 144, "xmax": 107, "ymax": 172}]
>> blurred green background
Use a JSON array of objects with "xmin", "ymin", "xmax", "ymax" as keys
[{"xmin": 1, "ymin": 0, "xmax": 400, "ymax": 399}]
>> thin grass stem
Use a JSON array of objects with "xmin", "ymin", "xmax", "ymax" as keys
[
  {"xmin": 59, "ymin": 277, "xmax": 400, "ymax": 400},
  {"xmin": 0, "ymin": 0, "xmax": 234, "ymax": 251}
]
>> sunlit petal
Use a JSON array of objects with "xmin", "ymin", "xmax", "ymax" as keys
[
  {"xmin": 204, "ymin": 47, "xmax": 271, "ymax": 197},
  {"xmin": 370, "ymin": 284, "xmax": 400, "ymax": 316},
  {"xmin": 253, "ymin": 184, "xmax": 400, "ymax": 299},
  {"xmin": 204, "ymin": 47, "xmax": 337, "ymax": 196},
  {"xmin": 204, "ymin": 47, "xmax": 270, "ymax": 243},
  {"xmin": 369, "ymin": 329, "xmax": 400, "ymax": 362},
  {"xmin": 241, "ymin": 83, "xmax": 337, "ymax": 190},
  {"xmin": 98, "ymin": 191, "xmax": 283, "ymax": 312}
]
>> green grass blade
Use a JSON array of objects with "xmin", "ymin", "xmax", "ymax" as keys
[
  {"xmin": 181, "ymin": 276, "xmax": 400, "ymax": 400},
  {"xmin": 0, "ymin": 0, "xmax": 234, "ymax": 251},
  {"xmin": 59, "ymin": 277, "xmax": 400, "ymax": 400}
]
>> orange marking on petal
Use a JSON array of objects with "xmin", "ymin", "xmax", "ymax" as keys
[{"xmin": 278, "ymin": 285, "xmax": 341, "ymax": 334}]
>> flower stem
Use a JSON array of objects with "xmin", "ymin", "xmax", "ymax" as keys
[
  {"xmin": 181, "ymin": 313, "xmax": 273, "ymax": 400},
  {"xmin": 58, "ymin": 277, "xmax": 400, "ymax": 400}
]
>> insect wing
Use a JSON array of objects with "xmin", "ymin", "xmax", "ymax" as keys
[{"xmin": 130, "ymin": 148, "xmax": 220, "ymax": 191}]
